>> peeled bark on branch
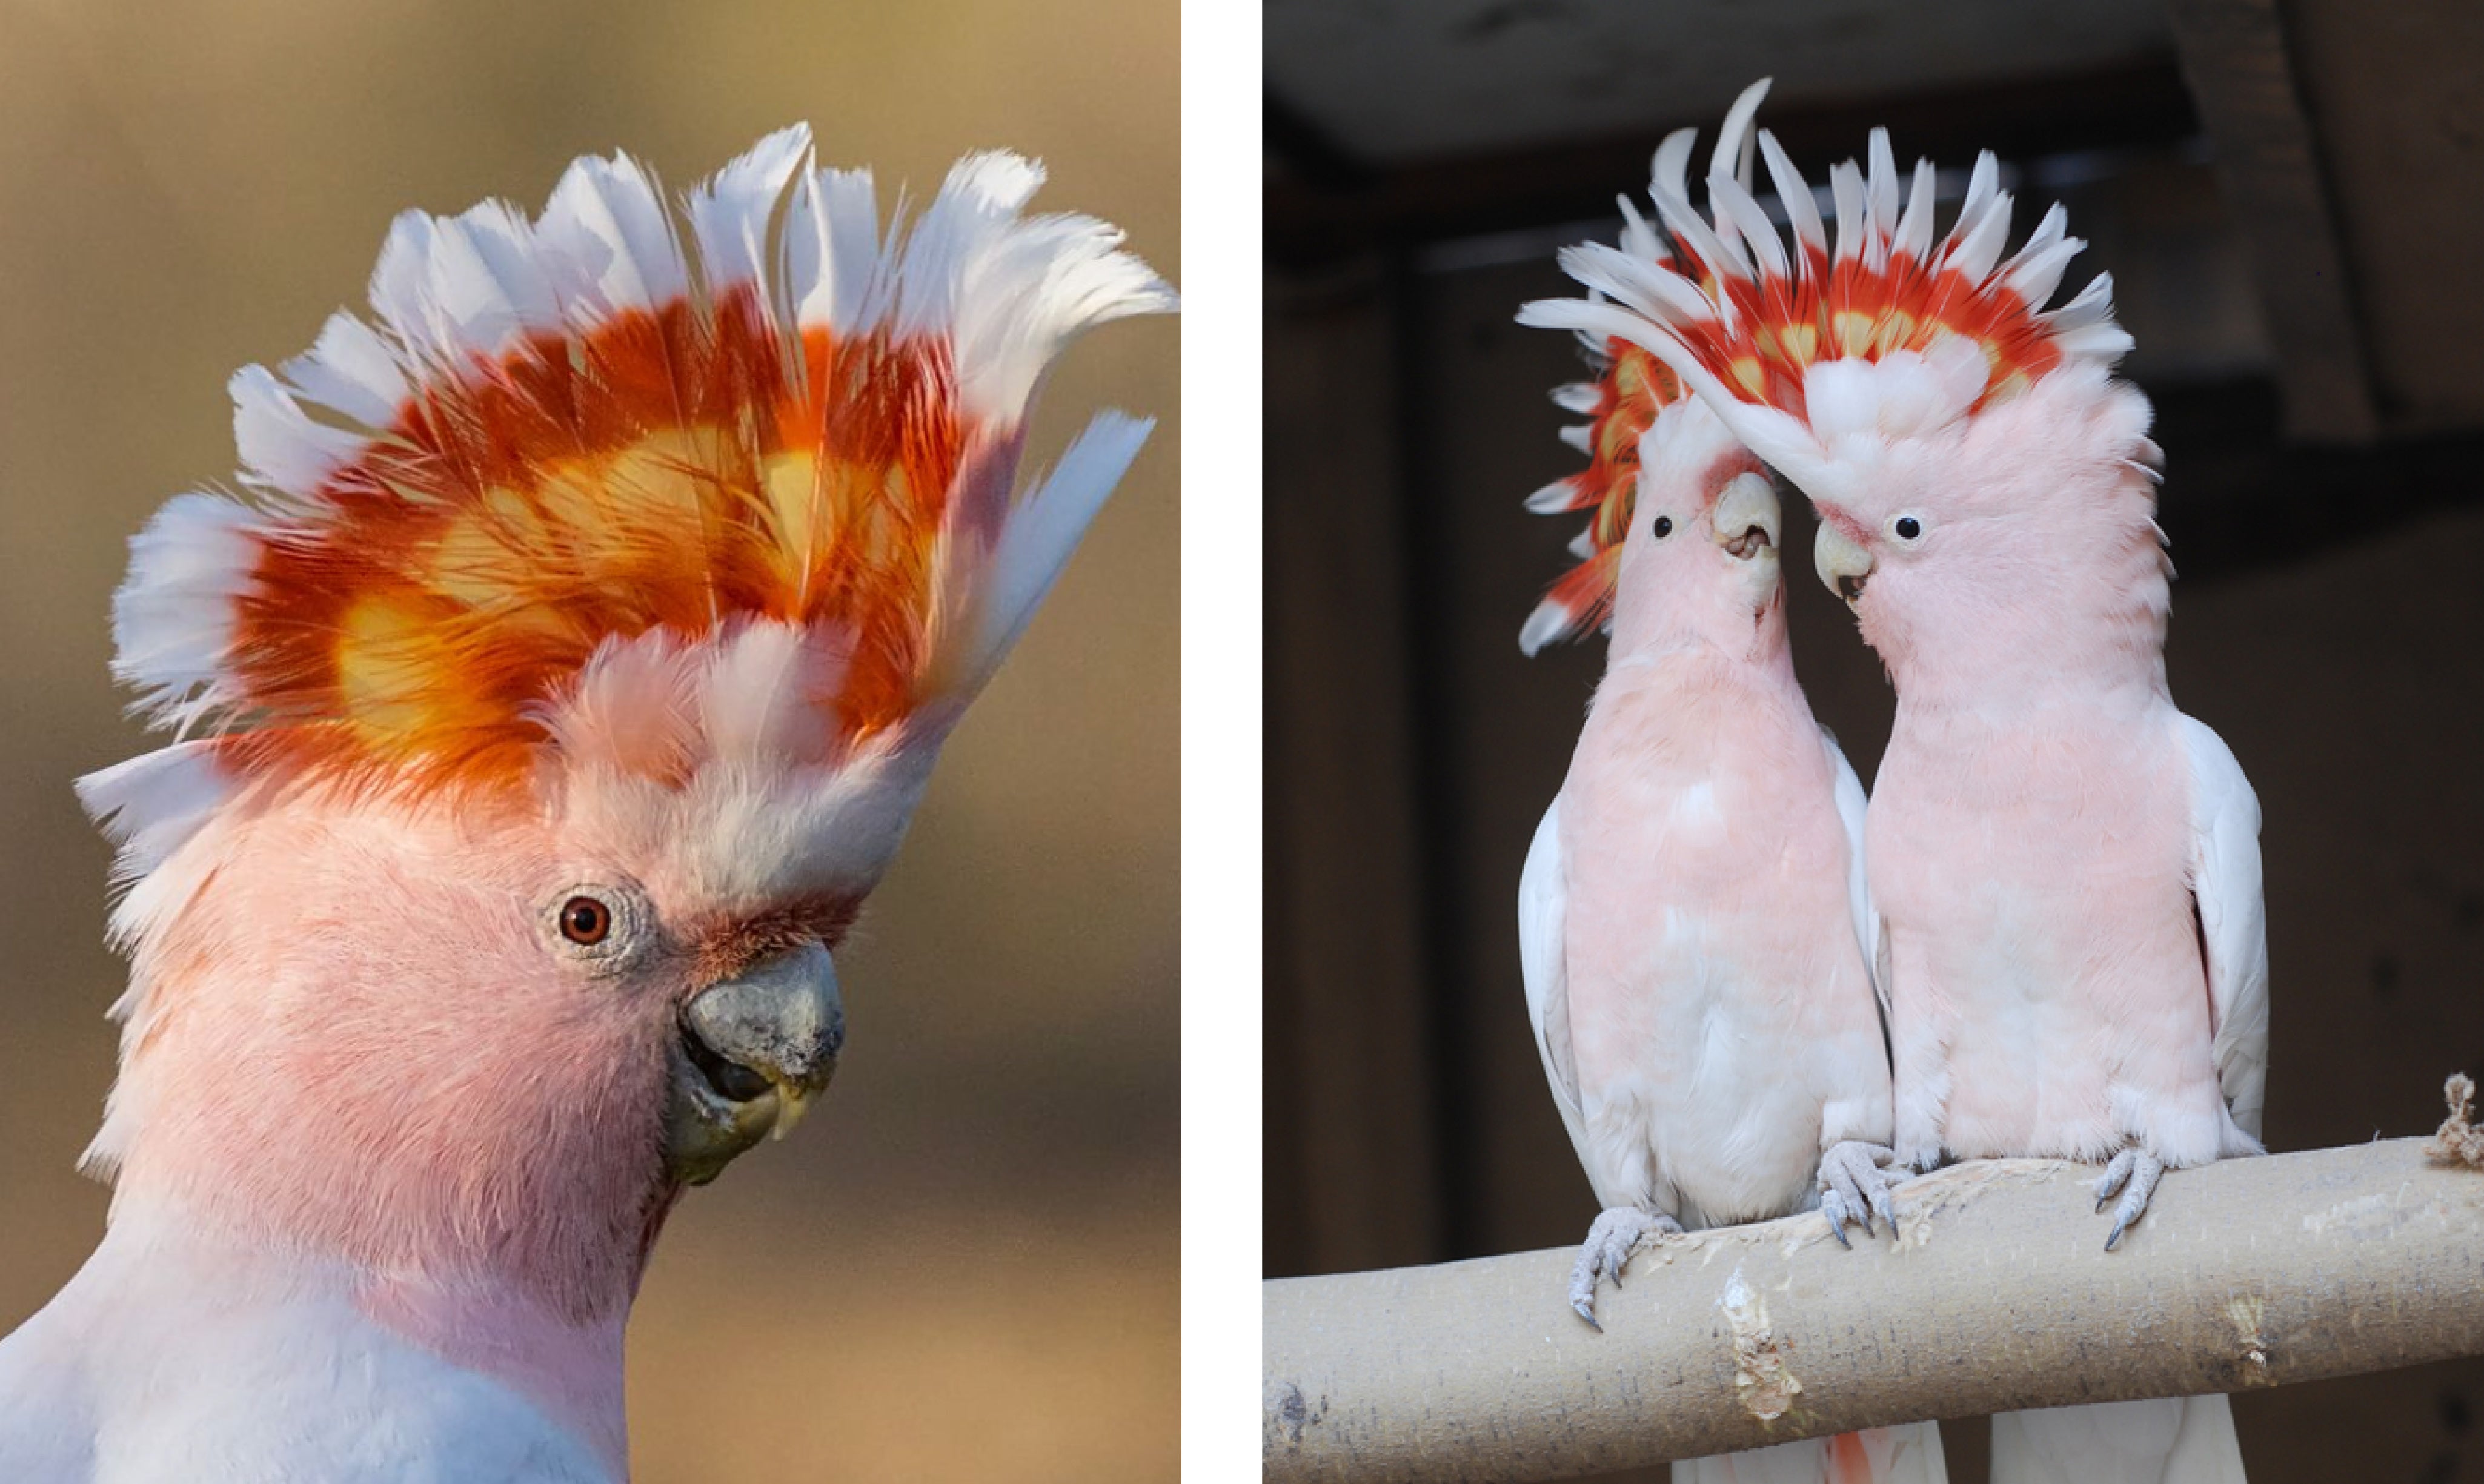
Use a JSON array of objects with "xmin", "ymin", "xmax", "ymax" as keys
[{"xmin": 1263, "ymin": 1138, "xmax": 2484, "ymax": 1483}]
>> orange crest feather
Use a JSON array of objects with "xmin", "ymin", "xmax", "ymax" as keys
[
  {"xmin": 1518, "ymin": 80, "xmax": 2131, "ymax": 486},
  {"xmin": 1519, "ymin": 336, "xmax": 1683, "ymax": 654},
  {"xmin": 108, "ymin": 128, "xmax": 1174, "ymax": 802}
]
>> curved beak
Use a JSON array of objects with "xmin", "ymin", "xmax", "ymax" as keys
[
  {"xmin": 665, "ymin": 941, "xmax": 845, "ymax": 1185},
  {"xmin": 1710, "ymin": 472, "xmax": 1780, "ymax": 560},
  {"xmin": 1814, "ymin": 520, "xmax": 1875, "ymax": 605}
]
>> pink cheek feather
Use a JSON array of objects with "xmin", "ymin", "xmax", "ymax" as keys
[{"xmin": 111, "ymin": 813, "xmax": 687, "ymax": 1327}]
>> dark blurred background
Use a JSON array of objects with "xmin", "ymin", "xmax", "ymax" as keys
[
  {"xmin": 1265, "ymin": 2, "xmax": 2484, "ymax": 1479},
  {"xmin": 0, "ymin": 2, "xmax": 1175, "ymax": 1479}
]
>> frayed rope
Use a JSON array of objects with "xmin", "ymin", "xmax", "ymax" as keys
[{"xmin": 2429, "ymin": 1073, "xmax": 2484, "ymax": 1170}]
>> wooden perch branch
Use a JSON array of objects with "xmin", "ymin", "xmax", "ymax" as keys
[{"xmin": 1263, "ymin": 1138, "xmax": 2484, "ymax": 1483}]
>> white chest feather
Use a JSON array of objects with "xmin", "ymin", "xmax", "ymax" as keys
[{"xmin": 0, "ymin": 1213, "xmax": 617, "ymax": 1484}]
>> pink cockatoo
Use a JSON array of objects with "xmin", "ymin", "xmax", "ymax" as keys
[
  {"xmin": 1523, "ymin": 88, "xmax": 2264, "ymax": 1484},
  {"xmin": 1515, "ymin": 85, "xmax": 1944, "ymax": 1484},
  {"xmin": 0, "ymin": 128, "xmax": 1172, "ymax": 1482}
]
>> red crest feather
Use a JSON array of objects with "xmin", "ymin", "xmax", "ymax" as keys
[
  {"xmin": 1518, "ymin": 79, "xmax": 2131, "ymax": 490},
  {"xmin": 107, "ymin": 128, "xmax": 1174, "ymax": 802},
  {"xmin": 1519, "ymin": 331, "xmax": 1684, "ymax": 655}
]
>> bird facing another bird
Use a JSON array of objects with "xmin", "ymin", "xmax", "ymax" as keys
[{"xmin": 1517, "ymin": 78, "xmax": 2264, "ymax": 1484}]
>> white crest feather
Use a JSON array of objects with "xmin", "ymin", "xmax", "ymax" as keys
[
  {"xmin": 948, "ymin": 411, "xmax": 1157, "ymax": 699},
  {"xmin": 1525, "ymin": 480, "xmax": 1578, "ymax": 514},
  {"xmin": 110, "ymin": 492, "xmax": 262, "ymax": 733},
  {"xmin": 228, "ymin": 365, "xmax": 365, "ymax": 502},
  {"xmin": 1758, "ymin": 131, "xmax": 1826, "ymax": 266},
  {"xmin": 536, "ymin": 150, "xmax": 688, "ymax": 319},
  {"xmin": 1651, "ymin": 127, "xmax": 1699, "ymax": 202},
  {"xmin": 684, "ymin": 124, "xmax": 812, "ymax": 298}
]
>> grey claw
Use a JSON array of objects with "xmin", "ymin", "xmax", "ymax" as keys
[
  {"xmin": 2096, "ymin": 1148, "xmax": 2162, "ymax": 1252},
  {"xmin": 2094, "ymin": 1147, "xmax": 2136, "ymax": 1210},
  {"xmin": 1818, "ymin": 1142, "xmax": 1898, "ymax": 1248},
  {"xmin": 1567, "ymin": 1206, "xmax": 1674, "ymax": 1328}
]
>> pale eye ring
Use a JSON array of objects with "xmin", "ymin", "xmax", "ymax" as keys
[
  {"xmin": 544, "ymin": 881, "xmax": 649, "ymax": 969},
  {"xmin": 560, "ymin": 895, "xmax": 613, "ymax": 945},
  {"xmin": 1890, "ymin": 514, "xmax": 1925, "ymax": 543}
]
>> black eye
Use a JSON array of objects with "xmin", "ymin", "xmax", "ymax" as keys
[
  {"xmin": 1652, "ymin": 515, "xmax": 1673, "ymax": 538},
  {"xmin": 1893, "ymin": 516, "xmax": 1922, "ymax": 541},
  {"xmin": 560, "ymin": 895, "xmax": 613, "ymax": 946}
]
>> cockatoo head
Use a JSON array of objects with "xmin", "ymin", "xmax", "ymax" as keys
[
  {"xmin": 77, "ymin": 128, "xmax": 1172, "ymax": 1319},
  {"xmin": 1520, "ymin": 80, "xmax": 2159, "ymax": 682},
  {"xmin": 1518, "ymin": 295, "xmax": 1779, "ymax": 660}
]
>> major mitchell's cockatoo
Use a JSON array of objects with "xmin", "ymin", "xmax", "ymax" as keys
[
  {"xmin": 1515, "ymin": 83, "xmax": 1944, "ymax": 1484},
  {"xmin": 0, "ymin": 127, "xmax": 1172, "ymax": 1482},
  {"xmin": 1523, "ymin": 85, "xmax": 2264, "ymax": 1484}
]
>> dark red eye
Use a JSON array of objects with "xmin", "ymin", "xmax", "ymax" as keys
[{"xmin": 560, "ymin": 895, "xmax": 613, "ymax": 945}]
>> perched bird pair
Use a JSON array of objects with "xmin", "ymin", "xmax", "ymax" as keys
[
  {"xmin": 1516, "ymin": 81, "xmax": 2265, "ymax": 1484},
  {"xmin": 0, "ymin": 130, "xmax": 1171, "ymax": 1480}
]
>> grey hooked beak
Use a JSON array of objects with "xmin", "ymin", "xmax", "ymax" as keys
[
  {"xmin": 665, "ymin": 941, "xmax": 844, "ymax": 1185},
  {"xmin": 1710, "ymin": 472, "xmax": 1781, "ymax": 560},
  {"xmin": 1814, "ymin": 521, "xmax": 1875, "ymax": 605}
]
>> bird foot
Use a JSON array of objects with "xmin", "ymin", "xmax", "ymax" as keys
[
  {"xmin": 1818, "ymin": 1141, "xmax": 1901, "ymax": 1247},
  {"xmin": 1567, "ymin": 1206, "xmax": 1681, "ymax": 1330},
  {"xmin": 2093, "ymin": 1146, "xmax": 2165, "ymax": 1251}
]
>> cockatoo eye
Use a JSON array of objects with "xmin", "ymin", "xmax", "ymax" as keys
[
  {"xmin": 560, "ymin": 896, "xmax": 613, "ymax": 945},
  {"xmin": 1652, "ymin": 515, "xmax": 1673, "ymax": 538},
  {"xmin": 1890, "ymin": 514, "xmax": 1925, "ymax": 543},
  {"xmin": 544, "ymin": 882, "xmax": 651, "ymax": 969}
]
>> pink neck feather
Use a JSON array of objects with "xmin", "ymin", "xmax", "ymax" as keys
[{"xmin": 1608, "ymin": 565, "xmax": 1792, "ymax": 675}]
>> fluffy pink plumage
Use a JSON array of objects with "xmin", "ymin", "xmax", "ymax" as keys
[
  {"xmin": 1526, "ymin": 80, "xmax": 2265, "ymax": 1482},
  {"xmin": 1518, "ymin": 317, "xmax": 1939, "ymax": 1474},
  {"xmin": 1520, "ymin": 80, "xmax": 2263, "ymax": 1178},
  {"xmin": 1818, "ymin": 367, "xmax": 2249, "ymax": 1168}
]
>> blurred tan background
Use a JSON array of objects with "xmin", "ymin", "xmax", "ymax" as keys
[{"xmin": 0, "ymin": 1, "xmax": 1177, "ymax": 1480}]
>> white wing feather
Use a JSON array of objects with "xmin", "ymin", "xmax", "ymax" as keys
[
  {"xmin": 2180, "ymin": 713, "xmax": 2270, "ymax": 1147},
  {"xmin": 1819, "ymin": 726, "xmax": 1888, "ymax": 1026},
  {"xmin": 1518, "ymin": 794, "xmax": 1591, "ymax": 1170}
]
